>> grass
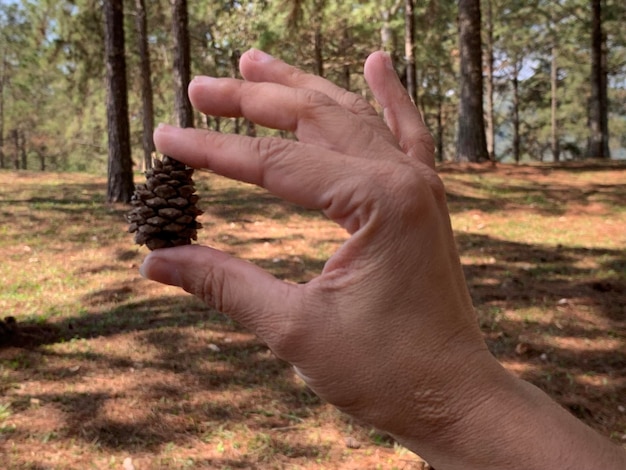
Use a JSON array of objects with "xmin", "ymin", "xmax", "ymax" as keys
[{"xmin": 0, "ymin": 161, "xmax": 625, "ymax": 469}]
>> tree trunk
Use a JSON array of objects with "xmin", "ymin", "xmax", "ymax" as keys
[
  {"xmin": 12, "ymin": 129, "xmax": 18, "ymax": 170},
  {"xmin": 313, "ymin": 0, "xmax": 326, "ymax": 77},
  {"xmin": 104, "ymin": 0, "xmax": 134, "ymax": 203},
  {"xmin": 39, "ymin": 149, "xmax": 45, "ymax": 171},
  {"xmin": 230, "ymin": 49, "xmax": 241, "ymax": 134},
  {"xmin": 436, "ymin": 92, "xmax": 445, "ymax": 162},
  {"xmin": 404, "ymin": 0, "xmax": 417, "ymax": 104},
  {"xmin": 340, "ymin": 21, "xmax": 351, "ymax": 91},
  {"xmin": 381, "ymin": 9, "xmax": 395, "ymax": 53},
  {"xmin": 588, "ymin": 0, "xmax": 610, "ymax": 159},
  {"xmin": 19, "ymin": 129, "xmax": 26, "ymax": 169},
  {"xmin": 456, "ymin": 0, "xmax": 489, "ymax": 162},
  {"xmin": 550, "ymin": 43, "xmax": 560, "ymax": 162},
  {"xmin": 135, "ymin": 0, "xmax": 156, "ymax": 170},
  {"xmin": 0, "ymin": 53, "xmax": 4, "ymax": 169},
  {"xmin": 314, "ymin": 26, "xmax": 324, "ymax": 77},
  {"xmin": 380, "ymin": 1, "xmax": 402, "ymax": 66},
  {"xmin": 172, "ymin": 0, "xmax": 193, "ymax": 128},
  {"xmin": 512, "ymin": 62, "xmax": 521, "ymax": 164},
  {"xmin": 246, "ymin": 120, "xmax": 256, "ymax": 137},
  {"xmin": 483, "ymin": 0, "xmax": 495, "ymax": 161}
]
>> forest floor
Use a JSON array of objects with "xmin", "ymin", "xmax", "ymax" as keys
[{"xmin": 0, "ymin": 160, "xmax": 624, "ymax": 469}]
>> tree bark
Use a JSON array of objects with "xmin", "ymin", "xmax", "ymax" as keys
[
  {"xmin": 172, "ymin": 0, "xmax": 193, "ymax": 128},
  {"xmin": 104, "ymin": 0, "xmax": 134, "ymax": 203},
  {"xmin": 551, "ymin": 43, "xmax": 560, "ymax": 162},
  {"xmin": 0, "ymin": 57, "xmax": 4, "ymax": 169},
  {"xmin": 512, "ymin": 67, "xmax": 520, "ymax": 164},
  {"xmin": 135, "ymin": 0, "xmax": 156, "ymax": 170},
  {"xmin": 436, "ymin": 87, "xmax": 445, "ymax": 162},
  {"xmin": 483, "ymin": 0, "xmax": 495, "ymax": 161},
  {"xmin": 456, "ymin": 0, "xmax": 489, "ymax": 162},
  {"xmin": 19, "ymin": 129, "xmax": 26, "ymax": 169},
  {"xmin": 404, "ymin": 0, "xmax": 417, "ymax": 104},
  {"xmin": 380, "ymin": 1, "xmax": 402, "ymax": 66},
  {"xmin": 313, "ymin": 0, "xmax": 326, "ymax": 77},
  {"xmin": 588, "ymin": 0, "xmax": 610, "ymax": 159},
  {"xmin": 340, "ymin": 21, "xmax": 351, "ymax": 91},
  {"xmin": 12, "ymin": 129, "xmax": 18, "ymax": 170},
  {"xmin": 230, "ymin": 49, "xmax": 241, "ymax": 134},
  {"xmin": 314, "ymin": 26, "xmax": 324, "ymax": 77}
]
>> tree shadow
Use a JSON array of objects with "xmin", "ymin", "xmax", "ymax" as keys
[
  {"xmin": 2, "ymin": 226, "xmax": 624, "ymax": 452},
  {"xmin": 457, "ymin": 232, "xmax": 626, "ymax": 321},
  {"xmin": 445, "ymin": 179, "xmax": 626, "ymax": 216},
  {"xmin": 0, "ymin": 291, "xmax": 325, "ymax": 455},
  {"xmin": 201, "ymin": 183, "xmax": 322, "ymax": 223},
  {"xmin": 2, "ymin": 167, "xmax": 624, "ymax": 460},
  {"xmin": 2, "ymin": 186, "xmax": 130, "ymax": 248},
  {"xmin": 441, "ymin": 161, "xmax": 626, "ymax": 216},
  {"xmin": 458, "ymin": 231, "xmax": 625, "ymax": 437}
]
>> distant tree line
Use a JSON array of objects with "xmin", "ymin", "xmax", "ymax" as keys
[{"xmin": 0, "ymin": 0, "xmax": 624, "ymax": 198}]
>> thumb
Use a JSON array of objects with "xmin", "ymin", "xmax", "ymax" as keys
[{"xmin": 139, "ymin": 245, "xmax": 299, "ymax": 343}]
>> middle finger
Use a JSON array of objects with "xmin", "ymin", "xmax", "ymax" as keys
[
  {"xmin": 188, "ymin": 76, "xmax": 399, "ymax": 160},
  {"xmin": 238, "ymin": 49, "xmax": 400, "ymax": 148}
]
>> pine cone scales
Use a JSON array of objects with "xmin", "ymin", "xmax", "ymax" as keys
[{"xmin": 128, "ymin": 156, "xmax": 203, "ymax": 250}]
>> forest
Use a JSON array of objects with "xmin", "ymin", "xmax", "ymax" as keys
[
  {"xmin": 1, "ymin": 2, "xmax": 626, "ymax": 468},
  {"xmin": 0, "ymin": 0, "xmax": 625, "ymax": 176}
]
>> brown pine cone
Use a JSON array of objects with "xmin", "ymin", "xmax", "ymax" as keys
[{"xmin": 127, "ymin": 155, "xmax": 203, "ymax": 250}]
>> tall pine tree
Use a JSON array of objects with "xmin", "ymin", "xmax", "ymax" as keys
[
  {"xmin": 104, "ymin": 0, "xmax": 134, "ymax": 202},
  {"xmin": 172, "ymin": 0, "xmax": 193, "ymax": 128},
  {"xmin": 588, "ymin": 0, "xmax": 610, "ymax": 158},
  {"xmin": 456, "ymin": 0, "xmax": 489, "ymax": 162}
]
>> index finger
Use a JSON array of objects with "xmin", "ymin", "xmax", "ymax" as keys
[{"xmin": 153, "ymin": 125, "xmax": 390, "ymax": 234}]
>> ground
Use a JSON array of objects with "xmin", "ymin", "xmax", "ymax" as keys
[{"xmin": 0, "ymin": 160, "xmax": 624, "ymax": 469}]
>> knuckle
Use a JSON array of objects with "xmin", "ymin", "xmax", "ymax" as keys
[
  {"xmin": 403, "ymin": 128, "xmax": 436, "ymax": 157},
  {"xmin": 253, "ymin": 137, "xmax": 293, "ymax": 177},
  {"xmin": 296, "ymin": 88, "xmax": 334, "ymax": 116},
  {"xmin": 196, "ymin": 264, "xmax": 225, "ymax": 312},
  {"xmin": 390, "ymin": 163, "xmax": 447, "ymax": 213},
  {"xmin": 285, "ymin": 64, "xmax": 309, "ymax": 86},
  {"xmin": 342, "ymin": 92, "xmax": 375, "ymax": 115},
  {"xmin": 419, "ymin": 130, "xmax": 436, "ymax": 156}
]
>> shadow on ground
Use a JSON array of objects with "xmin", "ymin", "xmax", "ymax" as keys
[{"xmin": 1, "ymin": 165, "xmax": 624, "ymax": 460}]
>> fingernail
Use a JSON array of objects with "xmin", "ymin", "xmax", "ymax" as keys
[
  {"xmin": 381, "ymin": 52, "xmax": 394, "ymax": 70},
  {"xmin": 191, "ymin": 75, "xmax": 217, "ymax": 86},
  {"xmin": 155, "ymin": 122, "xmax": 174, "ymax": 133},
  {"xmin": 139, "ymin": 253, "xmax": 155, "ymax": 279},
  {"xmin": 139, "ymin": 253, "xmax": 183, "ymax": 287},
  {"xmin": 249, "ymin": 48, "xmax": 274, "ymax": 63},
  {"xmin": 139, "ymin": 260, "xmax": 149, "ymax": 279}
]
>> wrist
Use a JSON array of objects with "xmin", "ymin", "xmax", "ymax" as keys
[
  {"xmin": 391, "ymin": 359, "xmax": 626, "ymax": 470},
  {"xmin": 383, "ymin": 351, "xmax": 508, "ymax": 461}
]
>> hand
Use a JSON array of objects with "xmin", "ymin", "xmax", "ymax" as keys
[
  {"xmin": 144, "ymin": 46, "xmax": 495, "ymax": 450},
  {"xmin": 141, "ymin": 50, "xmax": 626, "ymax": 469}
]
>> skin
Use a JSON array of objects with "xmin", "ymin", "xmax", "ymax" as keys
[{"xmin": 141, "ymin": 49, "xmax": 626, "ymax": 470}]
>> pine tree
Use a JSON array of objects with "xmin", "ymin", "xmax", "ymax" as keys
[
  {"xmin": 104, "ymin": 0, "xmax": 134, "ymax": 202},
  {"xmin": 456, "ymin": 0, "xmax": 489, "ymax": 162}
]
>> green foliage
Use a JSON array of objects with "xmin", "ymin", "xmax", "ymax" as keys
[{"xmin": 0, "ymin": 0, "xmax": 624, "ymax": 172}]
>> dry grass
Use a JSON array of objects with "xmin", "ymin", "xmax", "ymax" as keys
[{"xmin": 0, "ymin": 161, "xmax": 624, "ymax": 469}]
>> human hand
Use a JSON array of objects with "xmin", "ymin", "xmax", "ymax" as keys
[
  {"xmin": 141, "ymin": 49, "xmax": 626, "ymax": 470},
  {"xmin": 142, "ymin": 49, "xmax": 507, "ymax": 463}
]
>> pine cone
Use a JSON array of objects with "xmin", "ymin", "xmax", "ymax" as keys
[{"xmin": 127, "ymin": 155, "xmax": 203, "ymax": 250}]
